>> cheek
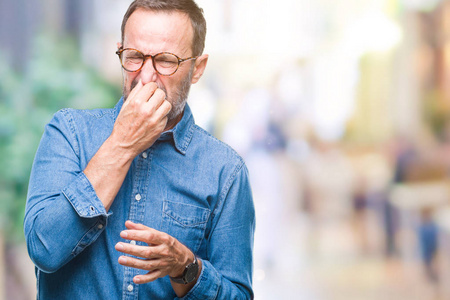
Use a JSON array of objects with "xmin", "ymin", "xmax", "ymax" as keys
[
  {"xmin": 124, "ymin": 72, "xmax": 138, "ymax": 87},
  {"xmin": 157, "ymin": 77, "xmax": 171, "ymax": 94},
  {"xmin": 162, "ymin": 74, "xmax": 184, "ymax": 93}
]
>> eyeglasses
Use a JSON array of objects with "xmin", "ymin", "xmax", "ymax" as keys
[{"xmin": 116, "ymin": 48, "xmax": 198, "ymax": 76}]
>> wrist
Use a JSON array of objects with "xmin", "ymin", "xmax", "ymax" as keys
[
  {"xmin": 170, "ymin": 254, "xmax": 199, "ymax": 285},
  {"xmin": 171, "ymin": 250, "xmax": 194, "ymax": 278},
  {"xmin": 103, "ymin": 135, "xmax": 137, "ymax": 165},
  {"xmin": 170, "ymin": 257, "xmax": 202, "ymax": 297}
]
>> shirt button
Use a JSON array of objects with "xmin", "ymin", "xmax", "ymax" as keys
[
  {"xmin": 97, "ymin": 224, "xmax": 104, "ymax": 229},
  {"xmin": 135, "ymin": 194, "xmax": 141, "ymax": 201},
  {"xmin": 130, "ymin": 240, "xmax": 136, "ymax": 245},
  {"xmin": 142, "ymin": 152, "xmax": 148, "ymax": 159},
  {"xmin": 127, "ymin": 284, "xmax": 133, "ymax": 292}
]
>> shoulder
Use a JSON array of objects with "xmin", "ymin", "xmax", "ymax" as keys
[
  {"xmin": 50, "ymin": 106, "xmax": 116, "ymax": 131},
  {"xmin": 47, "ymin": 106, "xmax": 117, "ymax": 154},
  {"xmin": 193, "ymin": 125, "xmax": 244, "ymax": 161},
  {"xmin": 55, "ymin": 106, "xmax": 116, "ymax": 121},
  {"xmin": 190, "ymin": 125, "xmax": 247, "ymax": 180}
]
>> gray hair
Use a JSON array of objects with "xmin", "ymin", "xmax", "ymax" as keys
[{"xmin": 121, "ymin": 0, "xmax": 207, "ymax": 56}]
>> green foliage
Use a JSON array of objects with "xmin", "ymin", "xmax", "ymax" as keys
[{"xmin": 0, "ymin": 34, "xmax": 121, "ymax": 242}]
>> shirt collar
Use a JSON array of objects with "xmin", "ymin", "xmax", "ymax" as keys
[
  {"xmin": 161, "ymin": 103, "xmax": 195, "ymax": 155},
  {"xmin": 113, "ymin": 97, "xmax": 194, "ymax": 155}
]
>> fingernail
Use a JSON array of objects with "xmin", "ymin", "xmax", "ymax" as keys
[
  {"xmin": 134, "ymin": 277, "xmax": 141, "ymax": 283},
  {"xmin": 121, "ymin": 231, "xmax": 128, "ymax": 238},
  {"xmin": 116, "ymin": 243, "xmax": 124, "ymax": 250},
  {"xmin": 118, "ymin": 256, "xmax": 127, "ymax": 264}
]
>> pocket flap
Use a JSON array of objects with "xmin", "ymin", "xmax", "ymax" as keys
[{"xmin": 163, "ymin": 200, "xmax": 210, "ymax": 227}]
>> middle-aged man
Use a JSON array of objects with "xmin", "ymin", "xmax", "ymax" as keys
[{"xmin": 24, "ymin": 0, "xmax": 255, "ymax": 299}]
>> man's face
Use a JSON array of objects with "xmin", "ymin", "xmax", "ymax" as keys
[{"xmin": 121, "ymin": 9, "xmax": 205, "ymax": 123}]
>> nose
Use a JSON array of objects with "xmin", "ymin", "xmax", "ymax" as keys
[{"xmin": 139, "ymin": 58, "xmax": 158, "ymax": 84}]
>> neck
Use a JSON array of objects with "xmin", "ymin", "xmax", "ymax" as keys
[{"xmin": 164, "ymin": 110, "xmax": 184, "ymax": 131}]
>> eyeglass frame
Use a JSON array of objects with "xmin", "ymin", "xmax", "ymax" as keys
[{"xmin": 115, "ymin": 47, "xmax": 198, "ymax": 76}]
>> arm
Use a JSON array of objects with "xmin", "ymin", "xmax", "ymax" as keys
[
  {"xmin": 24, "ymin": 109, "xmax": 110, "ymax": 273},
  {"xmin": 115, "ymin": 161, "xmax": 255, "ymax": 299},
  {"xmin": 184, "ymin": 162, "xmax": 255, "ymax": 299},
  {"xmin": 24, "ymin": 81, "xmax": 171, "ymax": 273},
  {"xmin": 84, "ymin": 80, "xmax": 171, "ymax": 211}
]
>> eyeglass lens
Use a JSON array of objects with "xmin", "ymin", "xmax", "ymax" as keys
[{"xmin": 121, "ymin": 49, "xmax": 179, "ymax": 75}]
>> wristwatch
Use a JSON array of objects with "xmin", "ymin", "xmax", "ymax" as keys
[{"xmin": 170, "ymin": 256, "xmax": 199, "ymax": 284}]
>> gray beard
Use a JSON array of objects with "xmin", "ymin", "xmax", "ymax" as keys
[{"xmin": 123, "ymin": 70, "xmax": 193, "ymax": 123}]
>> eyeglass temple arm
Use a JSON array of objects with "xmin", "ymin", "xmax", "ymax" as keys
[{"xmin": 179, "ymin": 56, "xmax": 198, "ymax": 63}]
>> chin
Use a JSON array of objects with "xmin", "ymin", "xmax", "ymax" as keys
[{"xmin": 167, "ymin": 102, "xmax": 186, "ymax": 122}]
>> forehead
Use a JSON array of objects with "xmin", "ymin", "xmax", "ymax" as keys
[{"xmin": 123, "ymin": 9, "xmax": 194, "ymax": 55}]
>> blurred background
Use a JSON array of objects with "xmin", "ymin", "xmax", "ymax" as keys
[{"xmin": 2, "ymin": 0, "xmax": 450, "ymax": 299}]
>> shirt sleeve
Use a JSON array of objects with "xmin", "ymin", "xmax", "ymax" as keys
[
  {"xmin": 178, "ymin": 161, "xmax": 255, "ymax": 300},
  {"xmin": 24, "ymin": 109, "xmax": 111, "ymax": 273}
]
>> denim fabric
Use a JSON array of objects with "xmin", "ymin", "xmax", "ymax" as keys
[{"xmin": 24, "ymin": 98, "xmax": 255, "ymax": 300}]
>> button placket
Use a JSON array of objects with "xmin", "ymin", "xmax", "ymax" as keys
[{"xmin": 122, "ymin": 150, "xmax": 150, "ymax": 299}]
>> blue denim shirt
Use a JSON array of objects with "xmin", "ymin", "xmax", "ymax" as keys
[{"xmin": 24, "ymin": 98, "xmax": 255, "ymax": 299}]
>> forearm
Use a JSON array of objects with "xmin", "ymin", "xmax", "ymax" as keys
[
  {"xmin": 25, "ymin": 109, "xmax": 114, "ymax": 272},
  {"xmin": 83, "ymin": 135, "xmax": 136, "ymax": 211}
]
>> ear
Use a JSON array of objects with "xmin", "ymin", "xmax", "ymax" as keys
[
  {"xmin": 117, "ymin": 42, "xmax": 122, "ymax": 50},
  {"xmin": 191, "ymin": 54, "xmax": 208, "ymax": 84}
]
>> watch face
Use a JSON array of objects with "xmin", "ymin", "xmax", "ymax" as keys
[{"xmin": 185, "ymin": 262, "xmax": 199, "ymax": 282}]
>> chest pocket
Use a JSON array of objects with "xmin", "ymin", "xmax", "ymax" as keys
[{"xmin": 160, "ymin": 200, "xmax": 211, "ymax": 253}]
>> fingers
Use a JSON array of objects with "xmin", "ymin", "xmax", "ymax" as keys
[
  {"xmin": 115, "ymin": 242, "xmax": 164, "ymax": 259},
  {"xmin": 126, "ymin": 80, "xmax": 161, "ymax": 106},
  {"xmin": 116, "ymin": 242, "xmax": 172, "ymax": 284},
  {"xmin": 125, "ymin": 79, "xmax": 143, "ymax": 104},
  {"xmin": 116, "ymin": 222, "xmax": 191, "ymax": 284},
  {"xmin": 131, "ymin": 83, "xmax": 169, "ymax": 117},
  {"xmin": 150, "ymin": 88, "xmax": 166, "ymax": 104},
  {"xmin": 154, "ymin": 100, "xmax": 172, "ymax": 119},
  {"xmin": 125, "ymin": 220, "xmax": 148, "ymax": 230},
  {"xmin": 142, "ymin": 88, "xmax": 169, "ymax": 115},
  {"xmin": 117, "ymin": 255, "xmax": 166, "ymax": 271},
  {"xmin": 134, "ymin": 82, "xmax": 158, "ymax": 104},
  {"xmin": 121, "ymin": 226, "xmax": 170, "ymax": 245},
  {"xmin": 134, "ymin": 270, "xmax": 163, "ymax": 284},
  {"xmin": 121, "ymin": 83, "xmax": 169, "ymax": 126}
]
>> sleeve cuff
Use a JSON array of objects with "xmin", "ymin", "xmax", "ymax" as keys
[
  {"xmin": 62, "ymin": 171, "xmax": 112, "ymax": 218},
  {"xmin": 178, "ymin": 259, "xmax": 221, "ymax": 300}
]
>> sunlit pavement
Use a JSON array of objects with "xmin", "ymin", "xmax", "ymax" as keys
[{"xmin": 253, "ymin": 210, "xmax": 439, "ymax": 300}]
